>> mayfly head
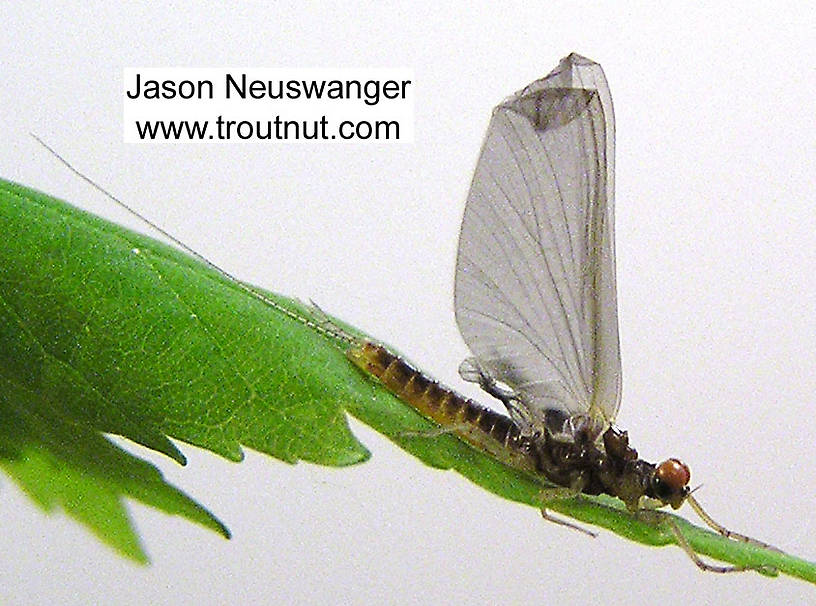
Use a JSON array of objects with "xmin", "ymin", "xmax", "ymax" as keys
[{"xmin": 649, "ymin": 457, "xmax": 691, "ymax": 509}]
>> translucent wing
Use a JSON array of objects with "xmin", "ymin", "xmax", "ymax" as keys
[{"xmin": 454, "ymin": 53, "xmax": 620, "ymax": 440}]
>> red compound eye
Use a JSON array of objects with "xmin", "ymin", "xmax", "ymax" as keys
[{"xmin": 656, "ymin": 458, "xmax": 691, "ymax": 492}]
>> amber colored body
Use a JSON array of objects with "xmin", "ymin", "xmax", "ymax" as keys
[
  {"xmin": 347, "ymin": 341, "xmax": 539, "ymax": 475},
  {"xmin": 347, "ymin": 341, "xmax": 674, "ymax": 512}
]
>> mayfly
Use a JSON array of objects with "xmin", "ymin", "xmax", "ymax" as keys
[
  {"xmin": 345, "ymin": 54, "xmax": 781, "ymax": 573},
  {"xmin": 34, "ymin": 53, "xmax": 779, "ymax": 574}
]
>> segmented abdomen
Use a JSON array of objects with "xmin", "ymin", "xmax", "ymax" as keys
[{"xmin": 347, "ymin": 341, "xmax": 537, "ymax": 473}]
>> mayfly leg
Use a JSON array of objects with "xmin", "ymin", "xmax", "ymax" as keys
[
  {"xmin": 662, "ymin": 515, "xmax": 779, "ymax": 575},
  {"xmin": 662, "ymin": 516, "xmax": 756, "ymax": 574},
  {"xmin": 32, "ymin": 134, "xmax": 354, "ymax": 345},
  {"xmin": 686, "ymin": 494, "xmax": 783, "ymax": 553},
  {"xmin": 540, "ymin": 508, "xmax": 597, "ymax": 538},
  {"xmin": 536, "ymin": 481, "xmax": 597, "ymax": 538}
]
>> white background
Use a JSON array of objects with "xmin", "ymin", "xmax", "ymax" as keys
[{"xmin": 2, "ymin": 2, "xmax": 815, "ymax": 604}]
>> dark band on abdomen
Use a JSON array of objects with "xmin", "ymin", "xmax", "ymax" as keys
[{"xmin": 347, "ymin": 341, "xmax": 536, "ymax": 473}]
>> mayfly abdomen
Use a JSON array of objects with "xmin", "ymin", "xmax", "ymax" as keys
[{"xmin": 347, "ymin": 341, "xmax": 537, "ymax": 473}]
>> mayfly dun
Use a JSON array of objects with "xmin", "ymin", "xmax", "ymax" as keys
[
  {"xmin": 347, "ymin": 53, "xmax": 782, "ymax": 574},
  {"xmin": 35, "ymin": 53, "xmax": 781, "ymax": 574}
]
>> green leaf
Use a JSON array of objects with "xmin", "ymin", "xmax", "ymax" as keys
[
  {"xmin": 1, "ymin": 178, "xmax": 813, "ymax": 584},
  {"xmin": 0, "ymin": 178, "xmax": 369, "ymax": 561}
]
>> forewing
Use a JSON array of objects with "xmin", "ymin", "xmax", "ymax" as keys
[{"xmin": 454, "ymin": 53, "xmax": 621, "ymax": 436}]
